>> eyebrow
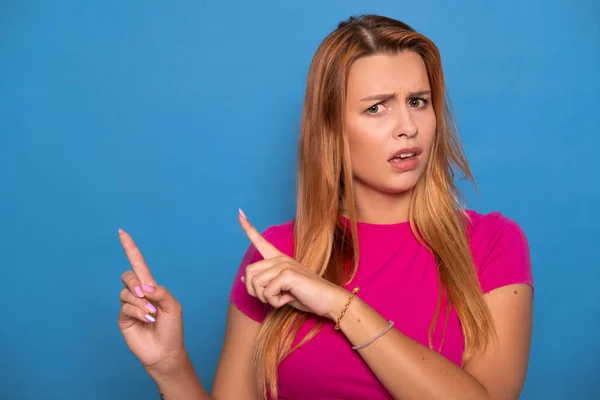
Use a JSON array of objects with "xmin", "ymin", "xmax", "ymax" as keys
[{"xmin": 359, "ymin": 90, "xmax": 431, "ymax": 102}]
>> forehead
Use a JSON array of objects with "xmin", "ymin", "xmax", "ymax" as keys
[{"xmin": 346, "ymin": 51, "xmax": 430, "ymax": 98}]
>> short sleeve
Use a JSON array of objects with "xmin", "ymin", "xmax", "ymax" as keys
[
  {"xmin": 229, "ymin": 222, "xmax": 295, "ymax": 323},
  {"xmin": 472, "ymin": 212, "xmax": 534, "ymax": 295},
  {"xmin": 230, "ymin": 243, "xmax": 268, "ymax": 322}
]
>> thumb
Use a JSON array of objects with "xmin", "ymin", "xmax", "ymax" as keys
[{"xmin": 142, "ymin": 285, "xmax": 182, "ymax": 316}]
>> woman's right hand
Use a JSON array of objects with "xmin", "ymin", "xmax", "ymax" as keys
[{"xmin": 117, "ymin": 229, "xmax": 187, "ymax": 379}]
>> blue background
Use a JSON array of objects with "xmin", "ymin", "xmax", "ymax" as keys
[{"xmin": 1, "ymin": 1, "xmax": 598, "ymax": 399}]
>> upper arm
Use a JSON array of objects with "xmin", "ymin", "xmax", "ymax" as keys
[
  {"xmin": 211, "ymin": 302, "xmax": 262, "ymax": 400},
  {"xmin": 464, "ymin": 213, "xmax": 535, "ymax": 399},
  {"xmin": 464, "ymin": 283, "xmax": 533, "ymax": 400},
  {"xmin": 212, "ymin": 225, "xmax": 289, "ymax": 399}
]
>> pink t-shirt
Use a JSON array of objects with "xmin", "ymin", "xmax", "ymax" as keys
[{"xmin": 230, "ymin": 210, "xmax": 533, "ymax": 400}]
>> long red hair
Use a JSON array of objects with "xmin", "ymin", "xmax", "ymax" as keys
[{"xmin": 253, "ymin": 14, "xmax": 494, "ymax": 399}]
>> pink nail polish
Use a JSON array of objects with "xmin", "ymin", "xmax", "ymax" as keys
[
  {"xmin": 134, "ymin": 286, "xmax": 144, "ymax": 297},
  {"xmin": 238, "ymin": 208, "xmax": 247, "ymax": 220},
  {"xmin": 145, "ymin": 314, "xmax": 156, "ymax": 322},
  {"xmin": 146, "ymin": 303, "xmax": 156, "ymax": 313},
  {"xmin": 142, "ymin": 284, "xmax": 155, "ymax": 293}
]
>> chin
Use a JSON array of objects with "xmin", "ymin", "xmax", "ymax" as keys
[
  {"xmin": 382, "ymin": 173, "xmax": 424, "ymax": 194},
  {"xmin": 354, "ymin": 170, "xmax": 425, "ymax": 196},
  {"xmin": 375, "ymin": 180, "xmax": 419, "ymax": 196},
  {"xmin": 381, "ymin": 184, "xmax": 417, "ymax": 195}
]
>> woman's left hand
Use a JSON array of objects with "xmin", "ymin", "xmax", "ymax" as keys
[{"xmin": 238, "ymin": 210, "xmax": 346, "ymax": 319}]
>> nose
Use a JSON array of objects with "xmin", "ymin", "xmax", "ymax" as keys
[{"xmin": 393, "ymin": 107, "xmax": 418, "ymax": 139}]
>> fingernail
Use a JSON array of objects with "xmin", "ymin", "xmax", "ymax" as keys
[
  {"xmin": 142, "ymin": 284, "xmax": 155, "ymax": 293},
  {"xmin": 134, "ymin": 286, "xmax": 144, "ymax": 298},
  {"xmin": 118, "ymin": 228, "xmax": 124, "ymax": 234},
  {"xmin": 238, "ymin": 208, "xmax": 247, "ymax": 220},
  {"xmin": 145, "ymin": 314, "xmax": 156, "ymax": 323},
  {"xmin": 145, "ymin": 303, "xmax": 156, "ymax": 313}
]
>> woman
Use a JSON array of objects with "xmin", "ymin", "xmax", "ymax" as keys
[{"xmin": 117, "ymin": 14, "xmax": 534, "ymax": 400}]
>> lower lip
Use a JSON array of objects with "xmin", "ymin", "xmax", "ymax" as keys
[{"xmin": 389, "ymin": 156, "xmax": 419, "ymax": 171}]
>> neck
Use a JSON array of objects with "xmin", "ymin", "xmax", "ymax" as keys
[{"xmin": 344, "ymin": 182, "xmax": 413, "ymax": 224}]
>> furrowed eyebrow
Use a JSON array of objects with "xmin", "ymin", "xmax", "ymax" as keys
[
  {"xmin": 407, "ymin": 90, "xmax": 431, "ymax": 97},
  {"xmin": 359, "ymin": 93, "xmax": 396, "ymax": 102},
  {"xmin": 359, "ymin": 90, "xmax": 431, "ymax": 102}
]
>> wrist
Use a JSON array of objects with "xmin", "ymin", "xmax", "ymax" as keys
[
  {"xmin": 326, "ymin": 286, "xmax": 354, "ymax": 321},
  {"xmin": 146, "ymin": 349, "xmax": 192, "ymax": 383},
  {"xmin": 150, "ymin": 351, "xmax": 209, "ymax": 400}
]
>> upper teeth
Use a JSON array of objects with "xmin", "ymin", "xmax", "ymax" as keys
[{"xmin": 397, "ymin": 153, "xmax": 415, "ymax": 159}]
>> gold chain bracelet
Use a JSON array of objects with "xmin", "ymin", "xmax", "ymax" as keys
[{"xmin": 335, "ymin": 286, "xmax": 360, "ymax": 330}]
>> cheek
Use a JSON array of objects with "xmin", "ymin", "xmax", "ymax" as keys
[
  {"xmin": 416, "ymin": 113, "xmax": 437, "ymax": 148},
  {"xmin": 346, "ymin": 125, "xmax": 386, "ymax": 170},
  {"xmin": 347, "ymin": 135, "xmax": 372, "ymax": 170}
]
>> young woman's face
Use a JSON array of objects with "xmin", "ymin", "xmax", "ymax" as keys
[{"xmin": 344, "ymin": 51, "xmax": 437, "ymax": 197}]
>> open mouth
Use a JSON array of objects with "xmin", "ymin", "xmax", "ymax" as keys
[
  {"xmin": 388, "ymin": 147, "xmax": 422, "ymax": 161},
  {"xmin": 391, "ymin": 152, "xmax": 416, "ymax": 161},
  {"xmin": 388, "ymin": 147, "xmax": 422, "ymax": 171}
]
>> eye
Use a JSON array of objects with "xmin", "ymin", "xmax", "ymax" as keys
[
  {"xmin": 408, "ymin": 97, "xmax": 428, "ymax": 109},
  {"xmin": 366, "ymin": 103, "xmax": 385, "ymax": 114}
]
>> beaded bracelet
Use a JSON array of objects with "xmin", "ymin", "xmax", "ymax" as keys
[
  {"xmin": 352, "ymin": 320, "xmax": 395, "ymax": 350},
  {"xmin": 334, "ymin": 286, "xmax": 360, "ymax": 330}
]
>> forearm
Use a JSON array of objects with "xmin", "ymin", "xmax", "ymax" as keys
[
  {"xmin": 151, "ymin": 353, "xmax": 212, "ymax": 400},
  {"xmin": 329, "ymin": 293, "xmax": 491, "ymax": 400}
]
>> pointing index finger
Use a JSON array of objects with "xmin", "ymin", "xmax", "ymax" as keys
[
  {"xmin": 118, "ymin": 229, "xmax": 157, "ymax": 286},
  {"xmin": 238, "ymin": 210, "xmax": 281, "ymax": 259}
]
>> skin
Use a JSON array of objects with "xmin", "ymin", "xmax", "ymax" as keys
[
  {"xmin": 345, "ymin": 51, "xmax": 436, "ymax": 224},
  {"xmin": 118, "ymin": 52, "xmax": 533, "ymax": 400}
]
